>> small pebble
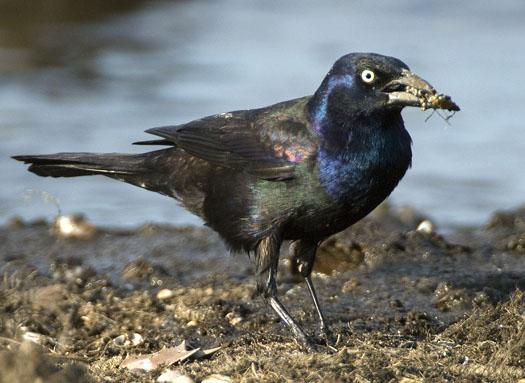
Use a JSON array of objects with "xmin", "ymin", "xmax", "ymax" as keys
[
  {"xmin": 341, "ymin": 277, "xmax": 360, "ymax": 293},
  {"xmin": 113, "ymin": 333, "xmax": 143, "ymax": 347},
  {"xmin": 131, "ymin": 333, "xmax": 144, "ymax": 346},
  {"xmin": 113, "ymin": 334, "xmax": 127, "ymax": 347},
  {"xmin": 225, "ymin": 312, "xmax": 243, "ymax": 326},
  {"xmin": 157, "ymin": 369, "xmax": 195, "ymax": 383},
  {"xmin": 157, "ymin": 289, "xmax": 175, "ymax": 300},
  {"xmin": 52, "ymin": 215, "xmax": 96, "ymax": 239},
  {"xmin": 460, "ymin": 355, "xmax": 469, "ymax": 365},
  {"xmin": 186, "ymin": 320, "xmax": 198, "ymax": 327},
  {"xmin": 416, "ymin": 219, "xmax": 434, "ymax": 234}
]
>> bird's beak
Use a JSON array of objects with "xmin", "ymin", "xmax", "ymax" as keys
[{"xmin": 382, "ymin": 69, "xmax": 460, "ymax": 111}]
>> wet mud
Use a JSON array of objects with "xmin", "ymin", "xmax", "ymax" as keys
[{"xmin": 0, "ymin": 204, "xmax": 524, "ymax": 382}]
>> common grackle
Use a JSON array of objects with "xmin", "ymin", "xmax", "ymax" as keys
[{"xmin": 13, "ymin": 53, "xmax": 459, "ymax": 347}]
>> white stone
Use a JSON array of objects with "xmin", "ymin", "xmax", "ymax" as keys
[
  {"xmin": 131, "ymin": 333, "xmax": 144, "ymax": 346},
  {"xmin": 157, "ymin": 289, "xmax": 174, "ymax": 300},
  {"xmin": 416, "ymin": 219, "xmax": 434, "ymax": 234},
  {"xmin": 157, "ymin": 370, "xmax": 195, "ymax": 383}
]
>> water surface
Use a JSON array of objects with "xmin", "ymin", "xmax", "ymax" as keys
[{"xmin": 1, "ymin": 0, "xmax": 524, "ymax": 228}]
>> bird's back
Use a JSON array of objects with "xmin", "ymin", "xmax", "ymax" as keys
[{"xmin": 132, "ymin": 97, "xmax": 321, "ymax": 250}]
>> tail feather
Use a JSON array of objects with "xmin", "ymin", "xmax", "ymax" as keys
[
  {"xmin": 12, "ymin": 152, "xmax": 148, "ymax": 178},
  {"xmin": 14, "ymin": 148, "xmax": 208, "ymax": 216}
]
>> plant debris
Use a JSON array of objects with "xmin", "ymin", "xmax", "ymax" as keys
[{"xmin": 1, "ymin": 203, "xmax": 524, "ymax": 382}]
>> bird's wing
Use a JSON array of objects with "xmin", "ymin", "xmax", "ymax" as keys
[{"xmin": 144, "ymin": 97, "xmax": 317, "ymax": 181}]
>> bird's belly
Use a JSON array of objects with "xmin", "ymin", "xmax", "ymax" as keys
[
  {"xmin": 283, "ymin": 165, "xmax": 406, "ymax": 240},
  {"xmin": 283, "ymin": 190, "xmax": 385, "ymax": 240},
  {"xmin": 203, "ymin": 155, "xmax": 408, "ymax": 249}
]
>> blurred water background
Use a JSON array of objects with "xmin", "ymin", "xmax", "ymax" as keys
[{"xmin": 1, "ymin": 0, "xmax": 524, "ymax": 229}]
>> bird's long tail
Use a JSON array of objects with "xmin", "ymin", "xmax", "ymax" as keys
[
  {"xmin": 12, "ymin": 152, "xmax": 149, "ymax": 178},
  {"xmin": 13, "ymin": 149, "xmax": 207, "ymax": 214}
]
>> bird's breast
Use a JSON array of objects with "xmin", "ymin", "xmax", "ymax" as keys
[{"xmin": 317, "ymin": 125, "xmax": 412, "ymax": 215}]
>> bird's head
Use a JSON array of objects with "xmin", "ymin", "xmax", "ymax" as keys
[{"xmin": 309, "ymin": 53, "xmax": 459, "ymax": 127}]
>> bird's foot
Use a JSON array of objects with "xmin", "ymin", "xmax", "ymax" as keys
[
  {"xmin": 292, "ymin": 326, "xmax": 337, "ymax": 352},
  {"xmin": 294, "ymin": 334, "xmax": 322, "ymax": 352},
  {"xmin": 317, "ymin": 325, "xmax": 333, "ymax": 345},
  {"xmin": 287, "ymin": 319, "xmax": 315, "ymax": 350}
]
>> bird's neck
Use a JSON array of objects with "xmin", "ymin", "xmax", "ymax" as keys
[
  {"xmin": 309, "ymin": 93, "xmax": 404, "ymax": 153},
  {"xmin": 308, "ymin": 99, "xmax": 412, "ymax": 202},
  {"xmin": 307, "ymin": 77, "xmax": 383, "ymax": 151}
]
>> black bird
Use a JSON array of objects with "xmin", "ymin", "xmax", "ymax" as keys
[{"xmin": 13, "ymin": 53, "xmax": 459, "ymax": 346}]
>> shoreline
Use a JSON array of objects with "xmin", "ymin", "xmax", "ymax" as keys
[{"xmin": 0, "ymin": 204, "xmax": 524, "ymax": 382}]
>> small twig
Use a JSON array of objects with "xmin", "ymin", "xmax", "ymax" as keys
[
  {"xmin": 327, "ymin": 344, "xmax": 338, "ymax": 352},
  {"xmin": 250, "ymin": 362, "xmax": 259, "ymax": 379},
  {"xmin": 0, "ymin": 336, "xmax": 22, "ymax": 345},
  {"xmin": 335, "ymin": 333, "xmax": 341, "ymax": 347}
]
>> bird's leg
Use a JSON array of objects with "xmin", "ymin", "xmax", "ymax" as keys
[
  {"xmin": 255, "ymin": 234, "xmax": 311, "ymax": 346},
  {"xmin": 304, "ymin": 275, "xmax": 330, "ymax": 340},
  {"xmin": 290, "ymin": 240, "xmax": 330, "ymax": 341}
]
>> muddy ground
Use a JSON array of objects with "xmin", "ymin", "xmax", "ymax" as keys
[{"xmin": 0, "ymin": 204, "xmax": 524, "ymax": 382}]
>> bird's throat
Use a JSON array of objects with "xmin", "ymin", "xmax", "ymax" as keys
[{"xmin": 316, "ymin": 112, "xmax": 412, "ymax": 205}]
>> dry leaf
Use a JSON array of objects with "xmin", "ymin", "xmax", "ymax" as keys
[
  {"xmin": 122, "ymin": 341, "xmax": 198, "ymax": 371},
  {"xmin": 121, "ymin": 341, "xmax": 221, "ymax": 372}
]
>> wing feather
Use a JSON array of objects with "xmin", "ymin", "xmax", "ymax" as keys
[{"xmin": 145, "ymin": 97, "xmax": 316, "ymax": 181}]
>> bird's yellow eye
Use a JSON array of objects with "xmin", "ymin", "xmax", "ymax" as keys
[{"xmin": 361, "ymin": 69, "xmax": 375, "ymax": 83}]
